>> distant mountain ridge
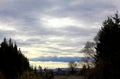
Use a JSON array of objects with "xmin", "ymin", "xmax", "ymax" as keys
[{"xmin": 53, "ymin": 68, "xmax": 82, "ymax": 72}]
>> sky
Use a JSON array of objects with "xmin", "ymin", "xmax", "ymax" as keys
[{"xmin": 0, "ymin": 0, "xmax": 119, "ymax": 69}]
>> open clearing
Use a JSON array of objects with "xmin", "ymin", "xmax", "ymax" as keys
[{"xmin": 54, "ymin": 75, "xmax": 85, "ymax": 79}]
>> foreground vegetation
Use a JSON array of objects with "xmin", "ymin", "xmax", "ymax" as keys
[
  {"xmin": 54, "ymin": 75, "xmax": 84, "ymax": 79},
  {"xmin": 0, "ymin": 38, "xmax": 30, "ymax": 79},
  {"xmin": 0, "ymin": 38, "xmax": 85, "ymax": 79},
  {"xmin": 82, "ymin": 12, "xmax": 120, "ymax": 79},
  {"xmin": 0, "ymin": 69, "xmax": 85, "ymax": 79}
]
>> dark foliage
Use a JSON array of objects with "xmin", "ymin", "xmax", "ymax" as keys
[
  {"xmin": 68, "ymin": 62, "xmax": 77, "ymax": 74},
  {"xmin": 82, "ymin": 41, "xmax": 96, "ymax": 68},
  {"xmin": 0, "ymin": 38, "xmax": 30, "ymax": 79},
  {"xmin": 43, "ymin": 68, "xmax": 54, "ymax": 79},
  {"xmin": 90, "ymin": 13, "xmax": 120, "ymax": 79}
]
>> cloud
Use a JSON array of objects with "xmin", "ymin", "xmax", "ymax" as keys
[
  {"xmin": 40, "ymin": 15, "xmax": 83, "ymax": 28},
  {"xmin": 0, "ymin": 0, "xmax": 120, "ymax": 68}
]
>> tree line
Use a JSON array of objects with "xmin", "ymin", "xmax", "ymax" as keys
[
  {"xmin": 0, "ymin": 38, "xmax": 30, "ymax": 79},
  {"xmin": 82, "ymin": 12, "xmax": 120, "ymax": 79},
  {"xmin": 0, "ymin": 38, "xmax": 82, "ymax": 79}
]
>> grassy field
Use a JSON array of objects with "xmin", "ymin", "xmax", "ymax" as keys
[{"xmin": 54, "ymin": 75, "xmax": 85, "ymax": 79}]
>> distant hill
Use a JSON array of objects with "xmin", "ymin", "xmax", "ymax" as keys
[{"xmin": 53, "ymin": 68, "xmax": 82, "ymax": 72}]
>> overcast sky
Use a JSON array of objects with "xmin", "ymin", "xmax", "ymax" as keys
[{"xmin": 0, "ymin": 0, "xmax": 119, "ymax": 69}]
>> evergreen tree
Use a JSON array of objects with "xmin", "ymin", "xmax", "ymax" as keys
[
  {"xmin": 94, "ymin": 13, "xmax": 120, "ymax": 79},
  {"xmin": 0, "ymin": 38, "xmax": 30, "ymax": 79}
]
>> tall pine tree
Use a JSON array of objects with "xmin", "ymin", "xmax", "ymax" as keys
[
  {"xmin": 94, "ymin": 13, "xmax": 120, "ymax": 79},
  {"xmin": 0, "ymin": 38, "xmax": 30, "ymax": 79}
]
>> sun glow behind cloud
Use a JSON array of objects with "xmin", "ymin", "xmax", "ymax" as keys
[
  {"xmin": 0, "ymin": 23, "xmax": 16, "ymax": 31},
  {"xmin": 41, "ymin": 16, "xmax": 83, "ymax": 28}
]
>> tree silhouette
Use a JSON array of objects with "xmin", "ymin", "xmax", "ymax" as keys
[
  {"xmin": 94, "ymin": 13, "xmax": 120, "ymax": 79},
  {"xmin": 0, "ymin": 38, "xmax": 30, "ymax": 79},
  {"xmin": 68, "ymin": 62, "xmax": 77, "ymax": 74},
  {"xmin": 82, "ymin": 41, "xmax": 96, "ymax": 68}
]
